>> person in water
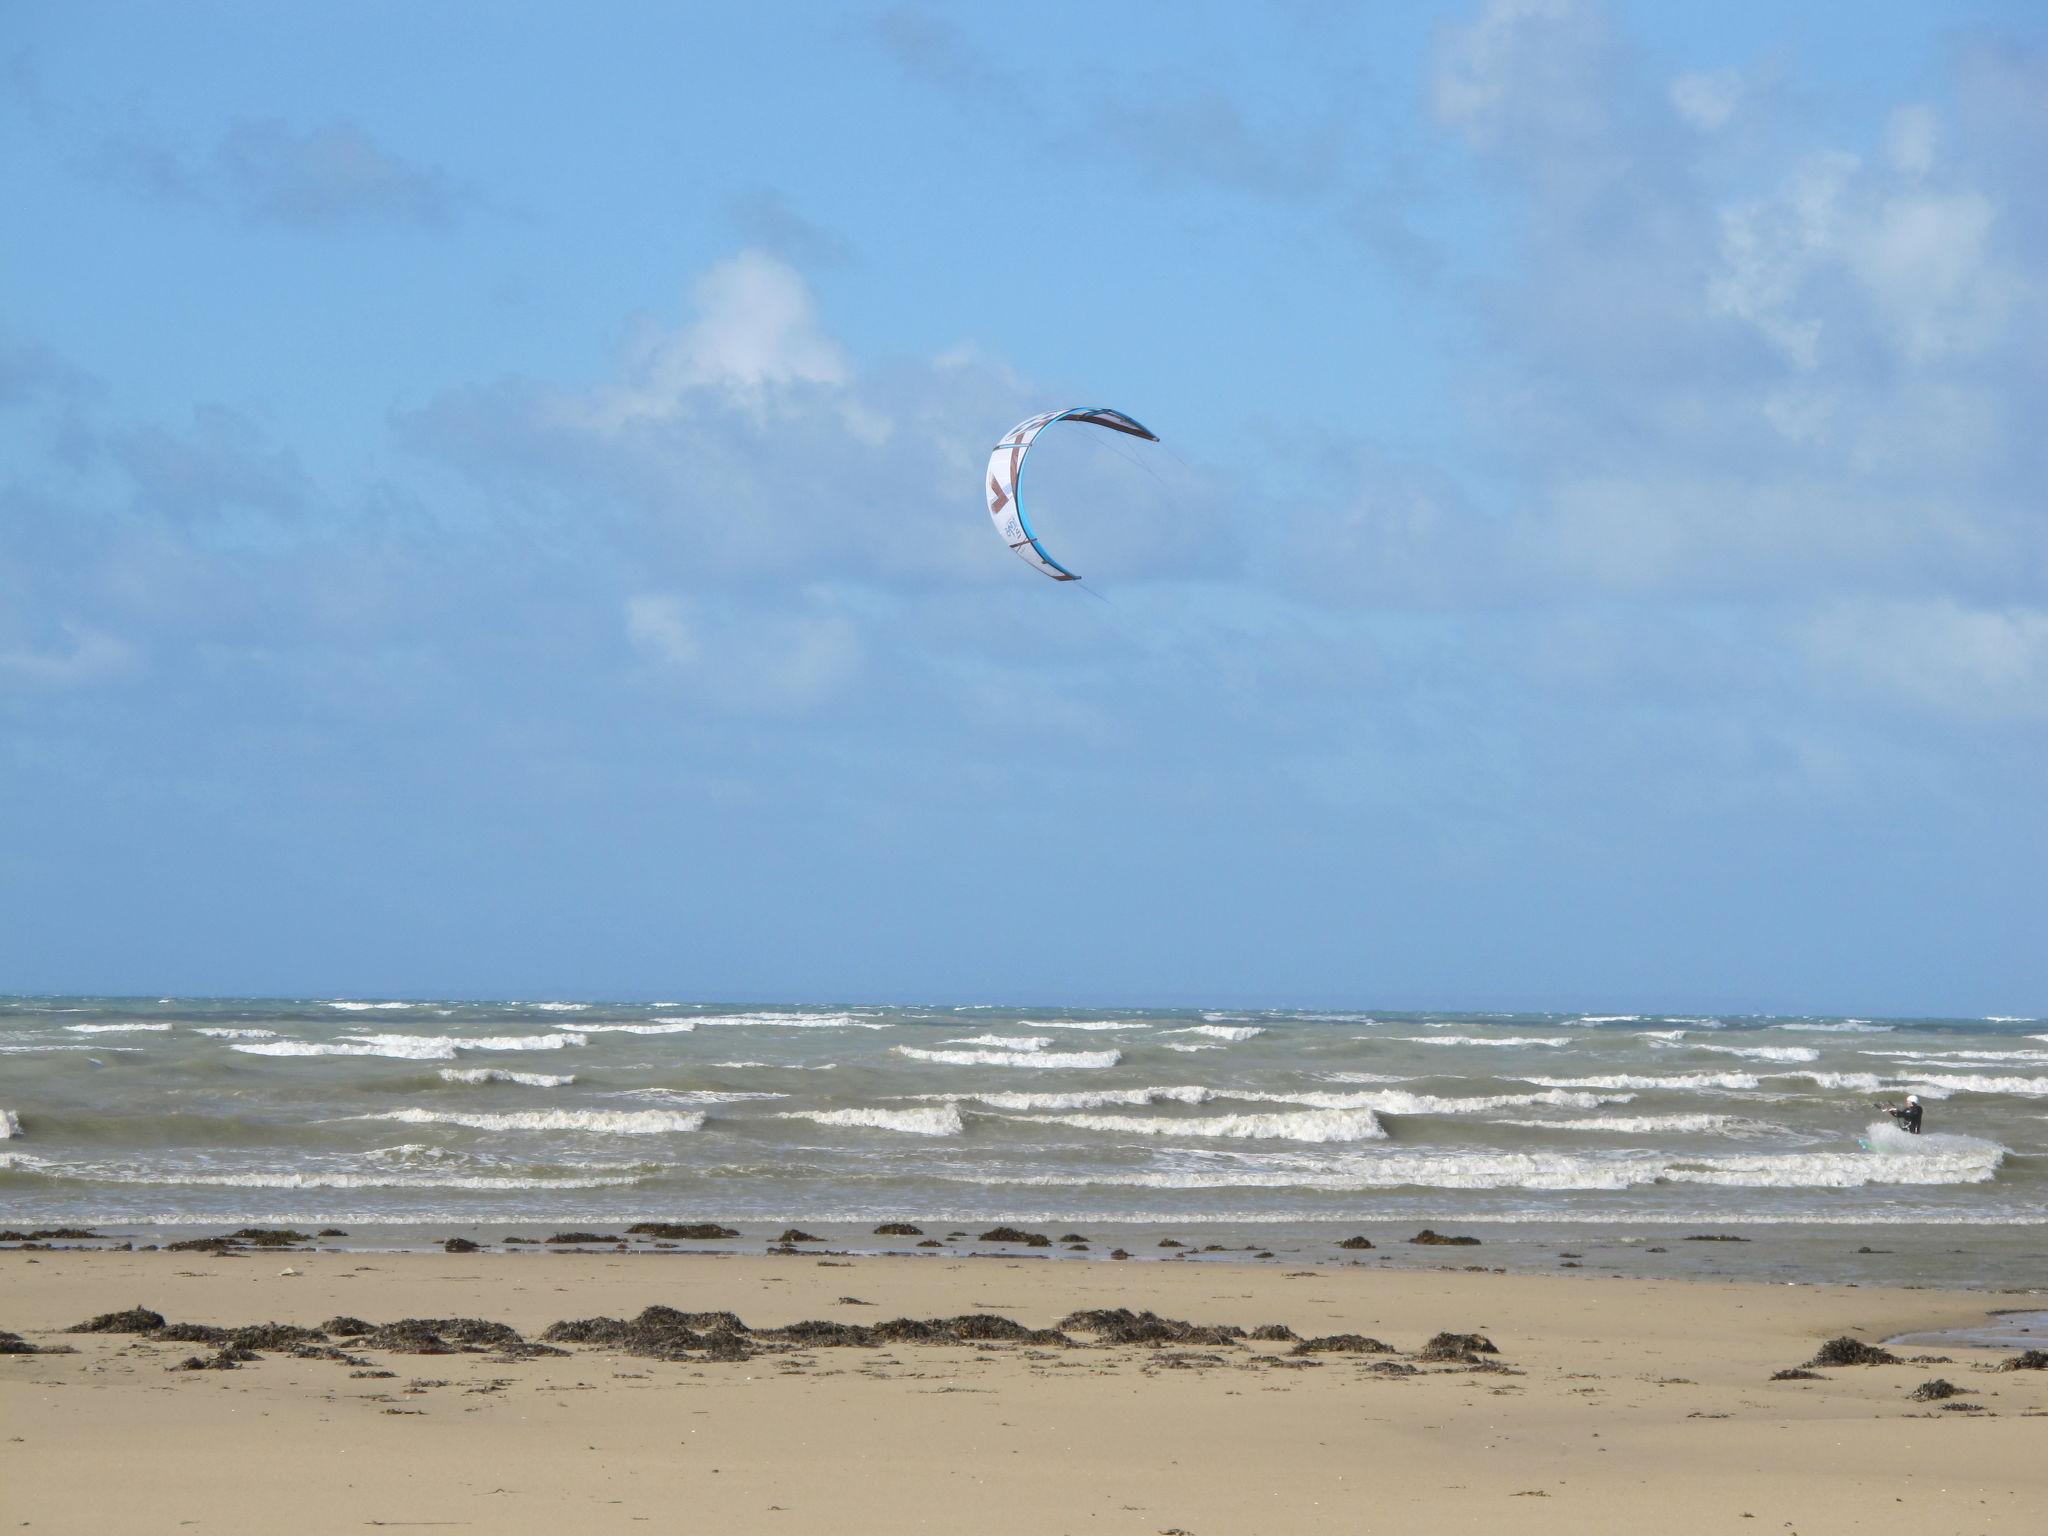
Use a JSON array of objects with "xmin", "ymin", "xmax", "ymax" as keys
[{"xmin": 1883, "ymin": 1094, "xmax": 1923, "ymax": 1133}]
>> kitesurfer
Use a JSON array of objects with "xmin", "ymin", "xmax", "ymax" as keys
[{"xmin": 1882, "ymin": 1094, "xmax": 1923, "ymax": 1134}]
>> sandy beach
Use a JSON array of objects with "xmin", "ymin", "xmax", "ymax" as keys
[{"xmin": 5, "ymin": 1242, "xmax": 2044, "ymax": 1533}]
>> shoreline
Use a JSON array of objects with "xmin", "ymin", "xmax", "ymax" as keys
[
  {"xmin": 9, "ymin": 1214, "xmax": 2048, "ymax": 1292},
  {"xmin": 6, "ymin": 1247, "xmax": 2045, "ymax": 1533}
]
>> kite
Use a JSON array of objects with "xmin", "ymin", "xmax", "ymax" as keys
[{"xmin": 984, "ymin": 407, "xmax": 1159, "ymax": 580}]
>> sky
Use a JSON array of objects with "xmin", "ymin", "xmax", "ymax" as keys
[{"xmin": 2, "ymin": 1, "xmax": 2043, "ymax": 1013}]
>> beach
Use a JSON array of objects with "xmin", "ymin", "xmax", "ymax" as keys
[{"xmin": 6, "ymin": 1242, "xmax": 2044, "ymax": 1533}]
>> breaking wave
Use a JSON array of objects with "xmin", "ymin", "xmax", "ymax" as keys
[
  {"xmin": 357, "ymin": 1108, "xmax": 705, "ymax": 1135},
  {"xmin": 64, "ymin": 1022, "xmax": 171, "ymax": 1034},
  {"xmin": 1018, "ymin": 1108, "xmax": 1387, "ymax": 1143},
  {"xmin": 777, "ymin": 1106, "xmax": 964, "ymax": 1136},
  {"xmin": 437, "ymin": 1068, "xmax": 576, "ymax": 1087},
  {"xmin": 895, "ymin": 1046, "xmax": 1120, "ymax": 1069},
  {"xmin": 1161, "ymin": 1025, "xmax": 1265, "ymax": 1042}
]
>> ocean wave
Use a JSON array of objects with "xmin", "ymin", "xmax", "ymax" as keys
[
  {"xmin": 1883, "ymin": 1074, "xmax": 2048, "ymax": 1097},
  {"xmin": 564, "ymin": 1020, "xmax": 697, "ymax": 1034},
  {"xmin": 1320, "ymin": 1072, "xmax": 1414, "ymax": 1084},
  {"xmin": 1521, "ymin": 1073, "xmax": 1761, "ymax": 1091},
  {"xmin": 1161, "ymin": 1025, "xmax": 1265, "ymax": 1042},
  {"xmin": 63, "ymin": 1022, "xmax": 171, "ymax": 1034},
  {"xmin": 194, "ymin": 1027, "xmax": 276, "ymax": 1039},
  {"xmin": 532, "ymin": 1003, "xmax": 590, "ymax": 1011},
  {"xmin": 1688, "ymin": 1045, "xmax": 1820, "ymax": 1063},
  {"xmin": 619, "ymin": 1088, "xmax": 788, "ymax": 1104},
  {"xmin": 1490, "ymin": 1114, "xmax": 1758, "ymax": 1135},
  {"xmin": 1572, "ymin": 1015, "xmax": 1642, "ymax": 1024},
  {"xmin": 85, "ymin": 1170, "xmax": 645, "ymax": 1190},
  {"xmin": 1163, "ymin": 1043, "xmax": 1225, "ymax": 1053},
  {"xmin": 1019, "ymin": 1020, "xmax": 1144, "ymax": 1031},
  {"xmin": 1018, "ymin": 1108, "xmax": 1387, "ymax": 1143},
  {"xmin": 909, "ymin": 1087, "xmax": 1217, "ymax": 1111},
  {"xmin": 941, "ymin": 1034, "xmax": 1051, "ymax": 1051},
  {"xmin": 1862, "ymin": 1050, "xmax": 2048, "ymax": 1065},
  {"xmin": 236, "ymin": 1038, "xmax": 459, "ymax": 1060},
  {"xmin": 0, "ymin": 1109, "xmax": 18, "ymax": 1139},
  {"xmin": 323, "ymin": 1001, "xmax": 418, "ymax": 1010},
  {"xmin": 1404, "ymin": 1035, "xmax": 1572, "ymax": 1048},
  {"xmin": 695, "ymin": 1012, "xmax": 888, "ymax": 1029},
  {"xmin": 708, "ymin": 1060, "xmax": 837, "ymax": 1071},
  {"xmin": 438, "ymin": 1068, "xmax": 577, "ymax": 1087},
  {"xmin": 777, "ymin": 1106, "xmax": 964, "ymax": 1137},
  {"xmin": 895, "ymin": 1046, "xmax": 1119, "ymax": 1069},
  {"xmin": 234, "ymin": 1032, "xmax": 584, "ymax": 1061},
  {"xmin": 1777, "ymin": 1021, "xmax": 1892, "ymax": 1033},
  {"xmin": 357, "ymin": 1108, "xmax": 706, "ymax": 1135},
  {"xmin": 956, "ymin": 1134, "xmax": 2004, "ymax": 1192},
  {"xmin": 1636, "ymin": 1030, "xmax": 1689, "ymax": 1041}
]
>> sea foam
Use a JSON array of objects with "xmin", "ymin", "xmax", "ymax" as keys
[
  {"xmin": 777, "ymin": 1106, "xmax": 965, "ymax": 1136},
  {"xmin": 1161, "ymin": 1025, "xmax": 1265, "ymax": 1042},
  {"xmin": 1404, "ymin": 1035, "xmax": 1572, "ymax": 1048},
  {"xmin": 0, "ymin": 1109, "xmax": 19, "ymax": 1139},
  {"xmin": 438, "ymin": 1068, "xmax": 577, "ymax": 1087},
  {"xmin": 64, "ymin": 1022, "xmax": 171, "ymax": 1034},
  {"xmin": 564, "ymin": 1020, "xmax": 698, "ymax": 1034},
  {"xmin": 357, "ymin": 1107, "xmax": 705, "ymax": 1134},
  {"xmin": 1021, "ymin": 1108, "xmax": 1387, "ymax": 1142},
  {"xmin": 896, "ymin": 1045, "xmax": 1119, "ymax": 1069},
  {"xmin": 1521, "ymin": 1073, "xmax": 1762, "ymax": 1092},
  {"xmin": 941, "ymin": 1034, "xmax": 1052, "ymax": 1051}
]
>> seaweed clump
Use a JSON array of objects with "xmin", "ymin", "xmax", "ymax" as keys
[
  {"xmin": 65, "ymin": 1306, "xmax": 165, "ymax": 1335},
  {"xmin": 1418, "ymin": 1332, "xmax": 1500, "ymax": 1363},
  {"xmin": 1807, "ymin": 1337, "xmax": 1899, "ymax": 1368},
  {"xmin": 627, "ymin": 1223, "xmax": 740, "ymax": 1240},
  {"xmin": 1336, "ymin": 1236, "xmax": 1375, "ymax": 1250},
  {"xmin": 872, "ymin": 1223, "xmax": 923, "ymax": 1236},
  {"xmin": 1059, "ymin": 1309, "xmax": 1242, "ymax": 1346},
  {"xmin": 1408, "ymin": 1230, "xmax": 1480, "ymax": 1246},
  {"xmin": 1291, "ymin": 1334, "xmax": 1395, "ymax": 1356},
  {"xmin": 1997, "ymin": 1350, "xmax": 2048, "ymax": 1372},
  {"xmin": 1907, "ymin": 1378, "xmax": 1961, "ymax": 1402},
  {"xmin": 978, "ymin": 1226, "xmax": 1052, "ymax": 1247}
]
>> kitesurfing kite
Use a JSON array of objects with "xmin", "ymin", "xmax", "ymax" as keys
[{"xmin": 984, "ymin": 407, "xmax": 1159, "ymax": 580}]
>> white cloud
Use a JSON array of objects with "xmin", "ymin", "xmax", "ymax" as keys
[
  {"xmin": 590, "ymin": 250, "xmax": 851, "ymax": 428},
  {"xmin": 1670, "ymin": 70, "xmax": 1742, "ymax": 132},
  {"xmin": 0, "ymin": 623, "xmax": 135, "ymax": 691},
  {"xmin": 626, "ymin": 591, "xmax": 861, "ymax": 714},
  {"xmin": 1803, "ymin": 599, "xmax": 2048, "ymax": 721}
]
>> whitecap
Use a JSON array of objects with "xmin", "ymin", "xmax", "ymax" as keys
[
  {"xmin": 565, "ymin": 1020, "xmax": 698, "ymax": 1034},
  {"xmin": 1402, "ymin": 1035, "xmax": 1572, "ymax": 1048},
  {"xmin": 895, "ymin": 1046, "xmax": 1119, "ymax": 1069},
  {"xmin": 940, "ymin": 1034, "xmax": 1052, "ymax": 1051},
  {"xmin": 1019, "ymin": 1019, "xmax": 1144, "ymax": 1031},
  {"xmin": 695, "ymin": 1012, "xmax": 889, "ymax": 1029},
  {"xmin": 1521, "ymin": 1073, "xmax": 1761, "ymax": 1091},
  {"xmin": 323, "ymin": 1001, "xmax": 417, "ymax": 1011},
  {"xmin": 777, "ymin": 1106, "xmax": 964, "ymax": 1136},
  {"xmin": 63, "ymin": 1022, "xmax": 171, "ymax": 1034},
  {"xmin": 195, "ymin": 1028, "xmax": 276, "ymax": 1039},
  {"xmin": 1777, "ymin": 1020, "xmax": 1892, "ymax": 1033},
  {"xmin": 0, "ymin": 1108, "xmax": 19, "ymax": 1139},
  {"xmin": 357, "ymin": 1107, "xmax": 705, "ymax": 1134},
  {"xmin": 1019, "ymin": 1108, "xmax": 1386, "ymax": 1143},
  {"xmin": 1161, "ymin": 1025, "xmax": 1265, "ymax": 1042},
  {"xmin": 1689, "ymin": 1045, "xmax": 1820, "ymax": 1063},
  {"xmin": 437, "ymin": 1068, "xmax": 577, "ymax": 1087}
]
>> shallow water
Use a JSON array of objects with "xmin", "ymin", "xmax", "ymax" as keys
[{"xmin": 5, "ymin": 997, "xmax": 2045, "ymax": 1277}]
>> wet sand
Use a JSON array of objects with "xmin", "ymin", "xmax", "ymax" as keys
[{"xmin": 4, "ymin": 1245, "xmax": 2045, "ymax": 1533}]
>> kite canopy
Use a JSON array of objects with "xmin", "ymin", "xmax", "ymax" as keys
[{"xmin": 984, "ymin": 407, "xmax": 1159, "ymax": 580}]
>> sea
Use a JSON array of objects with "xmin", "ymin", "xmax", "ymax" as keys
[{"xmin": 5, "ymin": 997, "xmax": 2046, "ymax": 1285}]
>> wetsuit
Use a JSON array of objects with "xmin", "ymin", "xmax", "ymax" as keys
[{"xmin": 1888, "ymin": 1103, "xmax": 1922, "ymax": 1133}]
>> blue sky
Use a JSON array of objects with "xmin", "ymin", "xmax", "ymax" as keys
[{"xmin": 3, "ymin": 1, "xmax": 2043, "ymax": 1013}]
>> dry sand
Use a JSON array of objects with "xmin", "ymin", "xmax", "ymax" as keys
[{"xmin": 4, "ymin": 1245, "xmax": 2043, "ymax": 1533}]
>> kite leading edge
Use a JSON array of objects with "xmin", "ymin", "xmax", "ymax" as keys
[{"xmin": 984, "ymin": 407, "xmax": 1159, "ymax": 581}]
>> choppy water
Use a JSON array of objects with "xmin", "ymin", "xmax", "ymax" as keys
[{"xmin": 4, "ymin": 998, "xmax": 2046, "ymax": 1240}]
